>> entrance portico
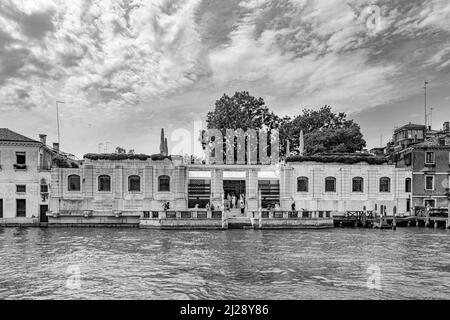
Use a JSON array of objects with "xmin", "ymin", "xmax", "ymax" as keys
[{"xmin": 186, "ymin": 164, "xmax": 281, "ymax": 214}]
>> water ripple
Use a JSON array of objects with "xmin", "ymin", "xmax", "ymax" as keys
[{"xmin": 0, "ymin": 228, "xmax": 449, "ymax": 299}]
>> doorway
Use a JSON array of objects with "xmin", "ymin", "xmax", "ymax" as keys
[
  {"xmin": 223, "ymin": 180, "xmax": 246, "ymax": 209},
  {"xmin": 40, "ymin": 205, "xmax": 48, "ymax": 223}
]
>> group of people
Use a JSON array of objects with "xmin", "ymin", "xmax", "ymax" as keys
[{"xmin": 225, "ymin": 193, "xmax": 245, "ymax": 213}]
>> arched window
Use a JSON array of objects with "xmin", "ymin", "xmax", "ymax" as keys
[
  {"xmin": 297, "ymin": 177, "xmax": 309, "ymax": 192},
  {"xmin": 405, "ymin": 178, "xmax": 411, "ymax": 193},
  {"xmin": 128, "ymin": 175, "xmax": 141, "ymax": 192},
  {"xmin": 98, "ymin": 175, "xmax": 111, "ymax": 192},
  {"xmin": 352, "ymin": 177, "xmax": 364, "ymax": 192},
  {"xmin": 380, "ymin": 177, "xmax": 391, "ymax": 193},
  {"xmin": 68, "ymin": 175, "xmax": 81, "ymax": 191},
  {"xmin": 158, "ymin": 175, "xmax": 170, "ymax": 192},
  {"xmin": 324, "ymin": 177, "xmax": 336, "ymax": 192}
]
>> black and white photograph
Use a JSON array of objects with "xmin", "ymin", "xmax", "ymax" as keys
[{"xmin": 0, "ymin": 0, "xmax": 450, "ymax": 307}]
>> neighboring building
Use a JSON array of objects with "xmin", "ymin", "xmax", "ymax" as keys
[
  {"xmin": 393, "ymin": 122, "xmax": 450, "ymax": 210},
  {"xmin": 48, "ymin": 152, "xmax": 412, "ymax": 226},
  {"xmin": 370, "ymin": 147, "xmax": 386, "ymax": 157},
  {"xmin": 392, "ymin": 123, "xmax": 426, "ymax": 152},
  {"xmin": 0, "ymin": 129, "xmax": 55, "ymax": 224}
]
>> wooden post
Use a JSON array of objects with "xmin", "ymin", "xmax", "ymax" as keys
[
  {"xmin": 392, "ymin": 206, "xmax": 397, "ymax": 230},
  {"xmin": 362, "ymin": 206, "xmax": 367, "ymax": 228},
  {"xmin": 425, "ymin": 206, "xmax": 430, "ymax": 228},
  {"xmin": 258, "ymin": 189, "xmax": 262, "ymax": 229},
  {"xmin": 447, "ymin": 204, "xmax": 450, "ymax": 229},
  {"xmin": 221, "ymin": 193, "xmax": 227, "ymax": 229},
  {"xmin": 392, "ymin": 214, "xmax": 397, "ymax": 230}
]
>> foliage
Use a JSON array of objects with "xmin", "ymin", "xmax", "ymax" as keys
[
  {"xmin": 279, "ymin": 105, "xmax": 366, "ymax": 155},
  {"xmin": 286, "ymin": 154, "xmax": 388, "ymax": 165},
  {"xmin": 202, "ymin": 93, "xmax": 367, "ymax": 157},
  {"xmin": 115, "ymin": 147, "xmax": 126, "ymax": 154},
  {"xmin": 83, "ymin": 153, "xmax": 171, "ymax": 161},
  {"xmin": 200, "ymin": 91, "xmax": 281, "ymax": 160}
]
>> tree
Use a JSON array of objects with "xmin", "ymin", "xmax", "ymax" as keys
[
  {"xmin": 280, "ymin": 105, "xmax": 366, "ymax": 155},
  {"xmin": 205, "ymin": 91, "xmax": 280, "ymax": 132},
  {"xmin": 115, "ymin": 147, "xmax": 126, "ymax": 154},
  {"xmin": 201, "ymin": 91, "xmax": 281, "ymax": 162},
  {"xmin": 201, "ymin": 92, "xmax": 366, "ymax": 158}
]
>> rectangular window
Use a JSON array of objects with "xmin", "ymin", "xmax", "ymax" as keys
[
  {"xmin": 16, "ymin": 199, "xmax": 26, "ymax": 217},
  {"xmin": 404, "ymin": 153, "xmax": 412, "ymax": 166},
  {"xmin": 188, "ymin": 179, "xmax": 211, "ymax": 208},
  {"xmin": 258, "ymin": 180, "xmax": 280, "ymax": 209},
  {"xmin": 425, "ymin": 176, "xmax": 434, "ymax": 191},
  {"xmin": 0, "ymin": 199, "xmax": 3, "ymax": 218},
  {"xmin": 40, "ymin": 184, "xmax": 48, "ymax": 193},
  {"xmin": 16, "ymin": 185, "xmax": 26, "ymax": 193},
  {"xmin": 425, "ymin": 151, "xmax": 435, "ymax": 164},
  {"xmin": 16, "ymin": 152, "xmax": 26, "ymax": 165}
]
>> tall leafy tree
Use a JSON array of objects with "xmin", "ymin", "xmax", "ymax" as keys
[
  {"xmin": 201, "ymin": 93, "xmax": 366, "ymax": 158},
  {"xmin": 205, "ymin": 91, "xmax": 280, "ymax": 131},
  {"xmin": 200, "ymin": 92, "xmax": 280, "ymax": 162},
  {"xmin": 280, "ymin": 105, "xmax": 366, "ymax": 155}
]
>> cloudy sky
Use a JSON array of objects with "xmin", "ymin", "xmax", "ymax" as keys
[{"xmin": 0, "ymin": 0, "xmax": 449, "ymax": 158}]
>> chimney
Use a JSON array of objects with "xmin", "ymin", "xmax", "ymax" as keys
[
  {"xmin": 160, "ymin": 128, "xmax": 165, "ymax": 154},
  {"xmin": 443, "ymin": 121, "xmax": 450, "ymax": 133},
  {"xmin": 39, "ymin": 134, "xmax": 47, "ymax": 145},
  {"xmin": 53, "ymin": 142, "xmax": 59, "ymax": 152}
]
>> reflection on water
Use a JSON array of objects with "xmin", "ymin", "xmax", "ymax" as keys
[{"xmin": 0, "ymin": 227, "xmax": 449, "ymax": 299}]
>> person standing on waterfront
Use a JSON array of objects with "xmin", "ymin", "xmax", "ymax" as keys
[
  {"xmin": 232, "ymin": 194, "xmax": 236, "ymax": 209},
  {"xmin": 240, "ymin": 197, "xmax": 245, "ymax": 214}
]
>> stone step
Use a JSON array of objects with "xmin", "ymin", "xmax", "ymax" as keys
[{"xmin": 228, "ymin": 217, "xmax": 253, "ymax": 229}]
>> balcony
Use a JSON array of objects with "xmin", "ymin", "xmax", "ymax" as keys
[
  {"xmin": 13, "ymin": 164, "xmax": 27, "ymax": 171},
  {"xmin": 38, "ymin": 164, "xmax": 52, "ymax": 172}
]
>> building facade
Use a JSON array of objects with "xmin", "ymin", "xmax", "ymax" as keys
[
  {"xmin": 394, "ymin": 132, "xmax": 450, "ymax": 210},
  {"xmin": 0, "ymin": 129, "xmax": 55, "ymax": 224},
  {"xmin": 48, "ymin": 153, "xmax": 412, "ymax": 225}
]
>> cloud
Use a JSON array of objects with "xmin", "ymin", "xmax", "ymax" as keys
[{"xmin": 0, "ymin": 0, "xmax": 450, "ymax": 156}]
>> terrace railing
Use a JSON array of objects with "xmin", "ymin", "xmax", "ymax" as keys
[
  {"xmin": 249, "ymin": 210, "xmax": 333, "ymax": 219},
  {"xmin": 144, "ymin": 210, "xmax": 223, "ymax": 220}
]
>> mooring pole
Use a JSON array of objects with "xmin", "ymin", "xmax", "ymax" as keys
[{"xmin": 447, "ymin": 203, "xmax": 450, "ymax": 229}]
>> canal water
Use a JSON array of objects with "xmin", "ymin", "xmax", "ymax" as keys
[{"xmin": 0, "ymin": 227, "xmax": 449, "ymax": 299}]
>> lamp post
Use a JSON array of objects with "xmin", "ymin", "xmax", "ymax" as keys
[
  {"xmin": 55, "ymin": 100, "xmax": 65, "ymax": 149},
  {"xmin": 424, "ymin": 81, "xmax": 428, "ymax": 127}
]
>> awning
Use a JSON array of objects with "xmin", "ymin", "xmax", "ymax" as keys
[{"xmin": 188, "ymin": 171, "xmax": 212, "ymax": 178}]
